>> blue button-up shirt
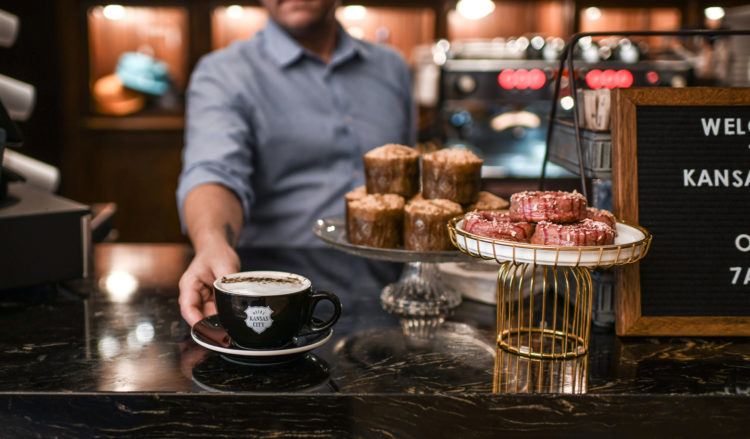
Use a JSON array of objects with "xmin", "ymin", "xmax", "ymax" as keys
[{"xmin": 177, "ymin": 19, "xmax": 415, "ymax": 247}]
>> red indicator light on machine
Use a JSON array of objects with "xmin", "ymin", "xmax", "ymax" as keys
[
  {"xmin": 646, "ymin": 71, "xmax": 659, "ymax": 84},
  {"xmin": 498, "ymin": 69, "xmax": 547, "ymax": 90},
  {"xmin": 601, "ymin": 69, "xmax": 616, "ymax": 89},
  {"xmin": 615, "ymin": 69, "xmax": 634, "ymax": 88},
  {"xmin": 585, "ymin": 69, "xmax": 634, "ymax": 89},
  {"xmin": 528, "ymin": 69, "xmax": 546, "ymax": 90},
  {"xmin": 585, "ymin": 69, "xmax": 603, "ymax": 89},
  {"xmin": 515, "ymin": 69, "xmax": 530, "ymax": 89},
  {"xmin": 498, "ymin": 69, "xmax": 516, "ymax": 89}
]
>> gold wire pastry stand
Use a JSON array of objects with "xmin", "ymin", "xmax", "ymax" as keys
[
  {"xmin": 448, "ymin": 216, "xmax": 652, "ymax": 360},
  {"xmin": 494, "ymin": 346, "xmax": 588, "ymax": 394}
]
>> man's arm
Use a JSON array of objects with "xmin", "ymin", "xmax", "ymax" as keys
[
  {"xmin": 178, "ymin": 183, "xmax": 244, "ymax": 326},
  {"xmin": 183, "ymin": 183, "xmax": 243, "ymax": 250}
]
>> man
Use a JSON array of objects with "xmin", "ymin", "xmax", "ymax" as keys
[{"xmin": 176, "ymin": 0, "xmax": 415, "ymax": 326}]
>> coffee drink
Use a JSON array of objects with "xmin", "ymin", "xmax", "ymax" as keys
[
  {"xmin": 213, "ymin": 271, "xmax": 341, "ymax": 350},
  {"xmin": 216, "ymin": 272, "xmax": 310, "ymax": 295}
]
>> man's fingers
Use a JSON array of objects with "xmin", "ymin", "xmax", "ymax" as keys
[
  {"xmin": 202, "ymin": 301, "xmax": 217, "ymax": 319},
  {"xmin": 182, "ymin": 305, "xmax": 205, "ymax": 328},
  {"xmin": 179, "ymin": 270, "xmax": 215, "ymax": 327},
  {"xmin": 181, "ymin": 284, "xmax": 215, "ymax": 326},
  {"xmin": 178, "ymin": 249, "xmax": 239, "ymax": 327}
]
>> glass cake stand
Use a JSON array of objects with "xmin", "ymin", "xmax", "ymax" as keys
[{"xmin": 312, "ymin": 218, "xmax": 473, "ymax": 337}]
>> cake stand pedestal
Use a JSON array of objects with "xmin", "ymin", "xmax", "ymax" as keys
[{"xmin": 313, "ymin": 218, "xmax": 471, "ymax": 337}]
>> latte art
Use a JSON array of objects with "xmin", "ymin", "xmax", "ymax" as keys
[{"xmin": 217, "ymin": 271, "xmax": 310, "ymax": 296}]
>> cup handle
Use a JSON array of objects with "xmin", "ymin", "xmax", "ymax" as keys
[{"xmin": 304, "ymin": 290, "xmax": 342, "ymax": 334}]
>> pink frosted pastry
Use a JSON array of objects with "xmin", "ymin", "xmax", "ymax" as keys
[
  {"xmin": 462, "ymin": 211, "xmax": 535, "ymax": 243},
  {"xmin": 509, "ymin": 190, "xmax": 587, "ymax": 223},
  {"xmin": 464, "ymin": 191, "xmax": 509, "ymax": 212},
  {"xmin": 586, "ymin": 207, "xmax": 617, "ymax": 233},
  {"xmin": 530, "ymin": 219, "xmax": 615, "ymax": 246}
]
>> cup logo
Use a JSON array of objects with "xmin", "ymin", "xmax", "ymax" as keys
[{"xmin": 244, "ymin": 305, "xmax": 274, "ymax": 334}]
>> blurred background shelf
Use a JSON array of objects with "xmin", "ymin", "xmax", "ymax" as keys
[
  {"xmin": 3, "ymin": 0, "xmax": 748, "ymax": 242},
  {"xmin": 83, "ymin": 115, "xmax": 185, "ymax": 131}
]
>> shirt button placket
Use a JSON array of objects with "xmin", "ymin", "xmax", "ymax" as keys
[{"xmin": 328, "ymin": 69, "xmax": 360, "ymax": 180}]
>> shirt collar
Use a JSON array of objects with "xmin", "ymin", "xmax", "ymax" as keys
[
  {"xmin": 261, "ymin": 18, "xmax": 366, "ymax": 68},
  {"xmin": 329, "ymin": 24, "xmax": 365, "ymax": 68}
]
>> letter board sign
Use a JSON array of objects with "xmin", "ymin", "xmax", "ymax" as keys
[{"xmin": 612, "ymin": 87, "xmax": 750, "ymax": 336}]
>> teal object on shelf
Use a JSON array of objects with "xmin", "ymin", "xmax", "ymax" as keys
[{"xmin": 115, "ymin": 52, "xmax": 172, "ymax": 96}]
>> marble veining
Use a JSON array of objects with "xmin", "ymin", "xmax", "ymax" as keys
[{"xmin": 1, "ymin": 245, "xmax": 750, "ymax": 437}]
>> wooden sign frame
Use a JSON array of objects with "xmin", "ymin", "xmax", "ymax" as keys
[{"xmin": 612, "ymin": 87, "xmax": 750, "ymax": 336}]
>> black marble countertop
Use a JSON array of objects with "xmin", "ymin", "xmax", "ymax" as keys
[{"xmin": 2, "ymin": 243, "xmax": 749, "ymax": 438}]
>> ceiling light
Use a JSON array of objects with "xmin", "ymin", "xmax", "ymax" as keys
[
  {"xmin": 585, "ymin": 7, "xmax": 601, "ymax": 21},
  {"xmin": 704, "ymin": 6, "xmax": 725, "ymax": 20},
  {"xmin": 456, "ymin": 0, "xmax": 496, "ymax": 20},
  {"xmin": 342, "ymin": 5, "xmax": 367, "ymax": 20},
  {"xmin": 226, "ymin": 5, "xmax": 244, "ymax": 19},
  {"xmin": 102, "ymin": 5, "xmax": 126, "ymax": 21}
]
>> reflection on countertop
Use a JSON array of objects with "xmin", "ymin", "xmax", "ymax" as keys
[{"xmin": 1, "ymin": 243, "xmax": 750, "ymax": 437}]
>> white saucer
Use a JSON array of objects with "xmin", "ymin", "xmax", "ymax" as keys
[{"xmin": 191, "ymin": 315, "xmax": 333, "ymax": 365}]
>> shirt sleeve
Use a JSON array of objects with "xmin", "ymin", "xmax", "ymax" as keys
[{"xmin": 176, "ymin": 54, "xmax": 255, "ymax": 232}]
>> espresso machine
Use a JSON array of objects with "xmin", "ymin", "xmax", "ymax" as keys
[{"xmin": 426, "ymin": 37, "xmax": 571, "ymax": 181}]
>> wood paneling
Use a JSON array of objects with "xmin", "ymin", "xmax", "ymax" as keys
[
  {"xmin": 87, "ymin": 6, "xmax": 190, "ymax": 90},
  {"xmin": 55, "ymin": 2, "xmax": 198, "ymax": 243},
  {"xmin": 579, "ymin": 7, "xmax": 681, "ymax": 49},
  {"xmin": 210, "ymin": 6, "xmax": 268, "ymax": 50},
  {"xmin": 448, "ymin": 1, "xmax": 568, "ymax": 40},
  {"xmin": 208, "ymin": 6, "xmax": 436, "ymax": 64},
  {"xmin": 82, "ymin": 130, "xmax": 185, "ymax": 242},
  {"xmin": 337, "ymin": 7, "xmax": 436, "ymax": 63}
]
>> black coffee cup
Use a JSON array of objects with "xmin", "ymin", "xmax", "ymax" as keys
[{"xmin": 213, "ymin": 271, "xmax": 342, "ymax": 350}]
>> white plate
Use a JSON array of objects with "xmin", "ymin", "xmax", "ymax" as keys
[{"xmin": 452, "ymin": 219, "xmax": 650, "ymax": 267}]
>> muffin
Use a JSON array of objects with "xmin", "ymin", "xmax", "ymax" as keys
[
  {"xmin": 345, "ymin": 185, "xmax": 367, "ymax": 204},
  {"xmin": 345, "ymin": 185, "xmax": 367, "ymax": 226},
  {"xmin": 363, "ymin": 144, "xmax": 420, "ymax": 198},
  {"xmin": 347, "ymin": 194, "xmax": 405, "ymax": 248},
  {"xmin": 407, "ymin": 192, "xmax": 425, "ymax": 204},
  {"xmin": 421, "ymin": 148, "xmax": 482, "ymax": 204},
  {"xmin": 464, "ymin": 191, "xmax": 509, "ymax": 212},
  {"xmin": 404, "ymin": 198, "xmax": 464, "ymax": 251}
]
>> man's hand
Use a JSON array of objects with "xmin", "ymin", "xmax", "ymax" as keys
[{"xmin": 178, "ymin": 241, "xmax": 240, "ymax": 327}]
